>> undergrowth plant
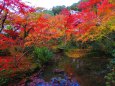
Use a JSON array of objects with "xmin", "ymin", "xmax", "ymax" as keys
[
  {"xmin": 105, "ymin": 58, "xmax": 115, "ymax": 86},
  {"xmin": 33, "ymin": 47, "xmax": 53, "ymax": 65}
]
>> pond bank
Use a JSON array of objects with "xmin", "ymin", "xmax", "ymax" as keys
[{"xmin": 9, "ymin": 50, "xmax": 110, "ymax": 86}]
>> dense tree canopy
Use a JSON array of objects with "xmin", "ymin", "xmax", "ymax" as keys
[
  {"xmin": 0, "ymin": 0, "xmax": 115, "ymax": 85},
  {"xmin": 0, "ymin": 0, "xmax": 114, "ymax": 49}
]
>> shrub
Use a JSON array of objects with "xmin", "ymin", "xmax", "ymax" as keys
[
  {"xmin": 0, "ymin": 69, "xmax": 11, "ymax": 86},
  {"xmin": 112, "ymin": 49, "xmax": 115, "ymax": 57},
  {"xmin": 105, "ymin": 58, "xmax": 115, "ymax": 86},
  {"xmin": 0, "ymin": 77, "xmax": 10, "ymax": 86},
  {"xmin": 33, "ymin": 47, "xmax": 53, "ymax": 65}
]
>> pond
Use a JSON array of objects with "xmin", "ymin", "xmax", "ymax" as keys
[
  {"xmin": 27, "ymin": 54, "xmax": 80, "ymax": 86},
  {"xmin": 21, "ymin": 51, "xmax": 108, "ymax": 86}
]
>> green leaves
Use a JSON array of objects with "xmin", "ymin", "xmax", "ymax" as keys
[
  {"xmin": 6, "ymin": 25, "xmax": 12, "ymax": 30},
  {"xmin": 105, "ymin": 58, "xmax": 115, "ymax": 86},
  {"xmin": 112, "ymin": 50, "xmax": 115, "ymax": 57},
  {"xmin": 33, "ymin": 47, "xmax": 53, "ymax": 64}
]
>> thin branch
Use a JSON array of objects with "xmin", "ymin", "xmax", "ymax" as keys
[{"xmin": 0, "ymin": 11, "xmax": 8, "ymax": 33}]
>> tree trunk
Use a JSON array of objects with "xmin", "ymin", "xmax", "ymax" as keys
[{"xmin": 0, "ymin": 11, "xmax": 8, "ymax": 33}]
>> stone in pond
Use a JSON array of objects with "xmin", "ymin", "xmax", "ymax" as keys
[{"xmin": 53, "ymin": 69, "xmax": 65, "ymax": 75}]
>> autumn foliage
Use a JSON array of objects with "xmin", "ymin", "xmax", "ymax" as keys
[
  {"xmin": 0, "ymin": 0, "xmax": 115, "ymax": 82},
  {"xmin": 24, "ymin": 0, "xmax": 115, "ymax": 46},
  {"xmin": 0, "ymin": 0, "xmax": 114, "ymax": 49}
]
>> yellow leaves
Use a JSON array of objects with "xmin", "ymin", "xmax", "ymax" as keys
[
  {"xmin": 65, "ymin": 49, "xmax": 90, "ymax": 59},
  {"xmin": 109, "ymin": 0, "xmax": 115, "ymax": 4},
  {"xmin": 107, "ymin": 16, "xmax": 115, "ymax": 31}
]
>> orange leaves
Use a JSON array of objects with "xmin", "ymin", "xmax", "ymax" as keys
[
  {"xmin": 25, "ymin": 13, "xmax": 81, "ymax": 47},
  {"xmin": 49, "ymin": 15, "xmax": 65, "ymax": 27},
  {"xmin": 25, "ymin": 15, "xmax": 65, "ymax": 47},
  {"xmin": 97, "ymin": 0, "xmax": 113, "ymax": 15},
  {"xmin": 36, "ymin": 16, "xmax": 49, "ymax": 30},
  {"xmin": 74, "ymin": 0, "xmax": 115, "ymax": 42},
  {"xmin": 24, "ymin": 0, "xmax": 114, "ymax": 46},
  {"xmin": 14, "ymin": 15, "xmax": 24, "ymax": 23}
]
